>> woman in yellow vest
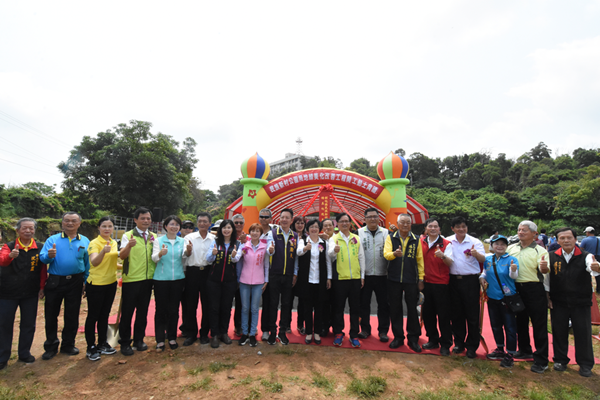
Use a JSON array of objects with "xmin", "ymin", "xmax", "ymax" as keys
[{"xmin": 85, "ymin": 216, "xmax": 119, "ymax": 361}]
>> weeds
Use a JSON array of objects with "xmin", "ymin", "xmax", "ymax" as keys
[
  {"xmin": 245, "ymin": 388, "xmax": 261, "ymax": 400},
  {"xmin": 347, "ymin": 375, "xmax": 387, "ymax": 399},
  {"xmin": 208, "ymin": 361, "xmax": 237, "ymax": 373},
  {"xmin": 187, "ymin": 365, "xmax": 205, "ymax": 376},
  {"xmin": 232, "ymin": 375, "xmax": 254, "ymax": 387},
  {"xmin": 312, "ymin": 373, "xmax": 334, "ymax": 393},
  {"xmin": 185, "ymin": 377, "xmax": 212, "ymax": 391},
  {"xmin": 261, "ymin": 379, "xmax": 283, "ymax": 393}
]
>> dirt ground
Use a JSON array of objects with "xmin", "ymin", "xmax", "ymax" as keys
[{"xmin": 1, "ymin": 296, "xmax": 600, "ymax": 400}]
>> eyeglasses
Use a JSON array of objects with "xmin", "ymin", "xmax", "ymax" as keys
[
  {"xmin": 234, "ymin": 221, "xmax": 245, "ymax": 225},
  {"xmin": 182, "ymin": 225, "xmax": 194, "ymax": 229},
  {"xmin": 259, "ymin": 215, "xmax": 271, "ymax": 219}
]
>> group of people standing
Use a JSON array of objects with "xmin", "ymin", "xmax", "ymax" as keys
[{"xmin": 0, "ymin": 209, "xmax": 598, "ymax": 379}]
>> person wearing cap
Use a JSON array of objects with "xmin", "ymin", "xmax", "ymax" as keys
[
  {"xmin": 480, "ymin": 235, "xmax": 519, "ymax": 368},
  {"xmin": 546, "ymin": 227, "xmax": 600, "ymax": 377},
  {"xmin": 507, "ymin": 220, "xmax": 549, "ymax": 373},
  {"xmin": 580, "ymin": 227, "xmax": 600, "ymax": 293}
]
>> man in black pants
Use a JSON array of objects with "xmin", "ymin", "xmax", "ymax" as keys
[
  {"xmin": 507, "ymin": 220, "xmax": 550, "ymax": 373},
  {"xmin": 383, "ymin": 214, "xmax": 424, "ymax": 352},
  {"xmin": 446, "ymin": 216, "xmax": 486, "ymax": 359},
  {"xmin": 267, "ymin": 209, "xmax": 296, "ymax": 345},
  {"xmin": 118, "ymin": 207, "xmax": 156, "ymax": 356},
  {"xmin": 0, "ymin": 218, "xmax": 45, "ymax": 369},
  {"xmin": 547, "ymin": 227, "xmax": 599, "ymax": 377},
  {"xmin": 258, "ymin": 208, "xmax": 274, "ymax": 341},
  {"xmin": 181, "ymin": 212, "xmax": 215, "ymax": 346}
]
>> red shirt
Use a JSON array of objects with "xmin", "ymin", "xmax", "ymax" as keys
[{"xmin": 421, "ymin": 236, "xmax": 451, "ymax": 285}]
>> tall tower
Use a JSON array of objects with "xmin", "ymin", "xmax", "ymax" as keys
[{"xmin": 296, "ymin": 137, "xmax": 303, "ymax": 155}]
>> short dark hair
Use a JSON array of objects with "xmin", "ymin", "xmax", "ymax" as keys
[
  {"xmin": 281, "ymin": 208, "xmax": 294, "ymax": 218},
  {"xmin": 555, "ymin": 227, "xmax": 577, "ymax": 240},
  {"xmin": 216, "ymin": 219, "xmax": 236, "ymax": 247},
  {"xmin": 364, "ymin": 207, "xmax": 378, "ymax": 217},
  {"xmin": 450, "ymin": 216, "xmax": 467, "ymax": 228},
  {"xmin": 163, "ymin": 215, "xmax": 182, "ymax": 229},
  {"xmin": 322, "ymin": 218, "xmax": 334, "ymax": 227},
  {"xmin": 196, "ymin": 212, "xmax": 211, "ymax": 221},
  {"xmin": 424, "ymin": 218, "xmax": 439, "ymax": 228},
  {"xmin": 541, "ymin": 228, "xmax": 546, "ymax": 234},
  {"xmin": 62, "ymin": 211, "xmax": 82, "ymax": 222},
  {"xmin": 97, "ymin": 216, "xmax": 115, "ymax": 227},
  {"xmin": 134, "ymin": 207, "xmax": 152, "ymax": 219},
  {"xmin": 305, "ymin": 219, "xmax": 321, "ymax": 232},
  {"xmin": 336, "ymin": 213, "xmax": 350, "ymax": 223}
]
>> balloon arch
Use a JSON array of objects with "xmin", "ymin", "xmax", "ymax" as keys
[{"xmin": 225, "ymin": 151, "xmax": 428, "ymax": 228}]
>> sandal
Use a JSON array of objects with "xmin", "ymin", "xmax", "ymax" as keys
[
  {"xmin": 314, "ymin": 334, "xmax": 321, "ymax": 345},
  {"xmin": 305, "ymin": 335, "xmax": 313, "ymax": 344}
]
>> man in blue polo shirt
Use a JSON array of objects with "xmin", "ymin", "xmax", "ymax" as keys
[
  {"xmin": 40, "ymin": 212, "xmax": 90, "ymax": 360},
  {"xmin": 580, "ymin": 227, "xmax": 600, "ymax": 293}
]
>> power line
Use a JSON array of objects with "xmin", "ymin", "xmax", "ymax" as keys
[
  {"xmin": 0, "ymin": 157, "xmax": 63, "ymax": 177},
  {"xmin": 0, "ymin": 110, "xmax": 70, "ymax": 147},
  {"xmin": 0, "ymin": 137, "xmax": 59, "ymax": 168}
]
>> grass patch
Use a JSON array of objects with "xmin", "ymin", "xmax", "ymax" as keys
[
  {"xmin": 106, "ymin": 374, "xmax": 119, "ymax": 381},
  {"xmin": 312, "ymin": 373, "xmax": 334, "ymax": 393},
  {"xmin": 24, "ymin": 371, "xmax": 35, "ymax": 379},
  {"xmin": 343, "ymin": 367, "xmax": 356, "ymax": 378},
  {"xmin": 398, "ymin": 388, "xmax": 511, "ymax": 400},
  {"xmin": 208, "ymin": 361, "xmax": 237, "ymax": 373},
  {"xmin": 232, "ymin": 375, "xmax": 254, "ymax": 387},
  {"xmin": 261, "ymin": 379, "xmax": 283, "ymax": 393},
  {"xmin": 187, "ymin": 365, "xmax": 205, "ymax": 376},
  {"xmin": 347, "ymin": 375, "xmax": 387, "ymax": 399},
  {"xmin": 0, "ymin": 383, "xmax": 42, "ymax": 400},
  {"xmin": 185, "ymin": 377, "xmax": 212, "ymax": 391},
  {"xmin": 245, "ymin": 388, "xmax": 261, "ymax": 400}
]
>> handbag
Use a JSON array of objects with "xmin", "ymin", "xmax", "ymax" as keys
[{"xmin": 492, "ymin": 256, "xmax": 525, "ymax": 313}]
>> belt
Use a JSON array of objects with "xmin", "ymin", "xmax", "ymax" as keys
[
  {"xmin": 450, "ymin": 274, "xmax": 479, "ymax": 280},
  {"xmin": 188, "ymin": 265, "xmax": 206, "ymax": 270},
  {"xmin": 61, "ymin": 272, "xmax": 84, "ymax": 280}
]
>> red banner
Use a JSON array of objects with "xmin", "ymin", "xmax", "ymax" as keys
[
  {"xmin": 264, "ymin": 169, "xmax": 383, "ymax": 199},
  {"xmin": 318, "ymin": 187, "xmax": 332, "ymax": 221}
]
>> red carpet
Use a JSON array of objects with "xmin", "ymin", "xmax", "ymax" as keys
[{"xmin": 80, "ymin": 300, "xmax": 593, "ymax": 365}]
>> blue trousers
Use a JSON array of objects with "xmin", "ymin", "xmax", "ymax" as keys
[
  {"xmin": 240, "ymin": 283, "xmax": 263, "ymax": 336},
  {"xmin": 0, "ymin": 297, "xmax": 38, "ymax": 363}
]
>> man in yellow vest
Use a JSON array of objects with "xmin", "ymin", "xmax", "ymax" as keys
[
  {"xmin": 327, "ymin": 213, "xmax": 365, "ymax": 348},
  {"xmin": 118, "ymin": 207, "xmax": 157, "ymax": 356}
]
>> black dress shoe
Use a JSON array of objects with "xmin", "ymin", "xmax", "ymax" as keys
[
  {"xmin": 452, "ymin": 346, "xmax": 465, "ymax": 354},
  {"xmin": 169, "ymin": 341, "xmax": 178, "ymax": 350},
  {"xmin": 389, "ymin": 339, "xmax": 403, "ymax": 349},
  {"xmin": 18, "ymin": 355, "xmax": 35, "ymax": 363},
  {"xmin": 210, "ymin": 336, "xmax": 220, "ymax": 348},
  {"xmin": 579, "ymin": 367, "xmax": 593, "ymax": 378},
  {"xmin": 513, "ymin": 351, "xmax": 533, "ymax": 359},
  {"xmin": 132, "ymin": 341, "xmax": 147, "ymax": 351},
  {"xmin": 200, "ymin": 336, "xmax": 210, "ymax": 345},
  {"xmin": 358, "ymin": 331, "xmax": 370, "ymax": 339},
  {"xmin": 305, "ymin": 335, "xmax": 313, "ymax": 344},
  {"xmin": 60, "ymin": 346, "xmax": 80, "ymax": 356},
  {"xmin": 440, "ymin": 347, "xmax": 450, "ymax": 356},
  {"xmin": 422, "ymin": 342, "xmax": 439, "ymax": 350},
  {"xmin": 466, "ymin": 349, "xmax": 476, "ymax": 359},
  {"xmin": 220, "ymin": 334, "xmax": 232, "ymax": 345},
  {"xmin": 120, "ymin": 345, "xmax": 134, "ymax": 356},
  {"xmin": 379, "ymin": 333, "xmax": 389, "ymax": 343},
  {"xmin": 183, "ymin": 337, "xmax": 197, "ymax": 346},
  {"xmin": 408, "ymin": 342, "xmax": 422, "ymax": 353}
]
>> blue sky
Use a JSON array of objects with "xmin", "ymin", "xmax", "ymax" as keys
[{"xmin": 1, "ymin": 0, "xmax": 599, "ymax": 192}]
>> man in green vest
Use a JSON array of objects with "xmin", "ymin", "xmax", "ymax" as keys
[
  {"xmin": 118, "ymin": 207, "xmax": 157, "ymax": 356},
  {"xmin": 327, "ymin": 213, "xmax": 365, "ymax": 348}
]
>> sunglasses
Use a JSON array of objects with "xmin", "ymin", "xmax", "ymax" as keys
[
  {"xmin": 259, "ymin": 215, "xmax": 271, "ymax": 219},
  {"xmin": 182, "ymin": 225, "xmax": 194, "ymax": 229},
  {"xmin": 234, "ymin": 222, "xmax": 245, "ymax": 225}
]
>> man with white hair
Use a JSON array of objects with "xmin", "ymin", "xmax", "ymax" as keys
[{"xmin": 507, "ymin": 220, "xmax": 549, "ymax": 374}]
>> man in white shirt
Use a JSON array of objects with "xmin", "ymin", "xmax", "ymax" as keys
[
  {"xmin": 446, "ymin": 216, "xmax": 485, "ymax": 359},
  {"xmin": 357, "ymin": 208, "xmax": 390, "ymax": 342},
  {"xmin": 181, "ymin": 212, "xmax": 215, "ymax": 346}
]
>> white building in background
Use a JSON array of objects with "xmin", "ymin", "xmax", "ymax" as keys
[{"xmin": 269, "ymin": 153, "xmax": 305, "ymax": 174}]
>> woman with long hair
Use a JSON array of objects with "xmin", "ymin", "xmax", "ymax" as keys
[
  {"xmin": 296, "ymin": 219, "xmax": 331, "ymax": 344},
  {"xmin": 85, "ymin": 217, "xmax": 119, "ymax": 361},
  {"xmin": 152, "ymin": 215, "xmax": 191, "ymax": 351},
  {"xmin": 236, "ymin": 223, "xmax": 270, "ymax": 347},
  {"xmin": 205, "ymin": 219, "xmax": 242, "ymax": 348},
  {"xmin": 291, "ymin": 216, "xmax": 307, "ymax": 334}
]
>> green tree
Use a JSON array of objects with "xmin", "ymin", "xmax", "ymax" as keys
[
  {"xmin": 22, "ymin": 182, "xmax": 56, "ymax": 196},
  {"xmin": 58, "ymin": 120, "xmax": 198, "ymax": 216},
  {"xmin": 347, "ymin": 158, "xmax": 378, "ymax": 179}
]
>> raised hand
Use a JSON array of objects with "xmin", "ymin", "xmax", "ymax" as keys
[
  {"xmin": 434, "ymin": 245, "xmax": 444, "ymax": 258},
  {"xmin": 103, "ymin": 240, "xmax": 112, "ymax": 253},
  {"xmin": 510, "ymin": 259, "xmax": 517, "ymax": 272},
  {"xmin": 393, "ymin": 246, "xmax": 403, "ymax": 258},
  {"xmin": 469, "ymin": 245, "xmax": 478, "ymax": 258},
  {"xmin": 48, "ymin": 243, "xmax": 57, "ymax": 258},
  {"xmin": 186, "ymin": 241, "xmax": 193, "ymax": 255},
  {"xmin": 591, "ymin": 255, "xmax": 599, "ymax": 273},
  {"xmin": 159, "ymin": 244, "xmax": 168, "ymax": 257},
  {"xmin": 334, "ymin": 240, "xmax": 340, "ymax": 254},
  {"xmin": 232, "ymin": 247, "xmax": 238, "ymax": 258},
  {"xmin": 268, "ymin": 241, "xmax": 275, "ymax": 254},
  {"xmin": 304, "ymin": 241, "xmax": 312, "ymax": 252},
  {"xmin": 540, "ymin": 255, "xmax": 549, "ymax": 273},
  {"xmin": 9, "ymin": 243, "xmax": 20, "ymax": 259},
  {"xmin": 128, "ymin": 236, "xmax": 137, "ymax": 248},
  {"xmin": 212, "ymin": 246, "xmax": 218, "ymax": 256}
]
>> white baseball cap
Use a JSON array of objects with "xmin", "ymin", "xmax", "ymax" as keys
[{"xmin": 584, "ymin": 226, "xmax": 595, "ymax": 233}]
